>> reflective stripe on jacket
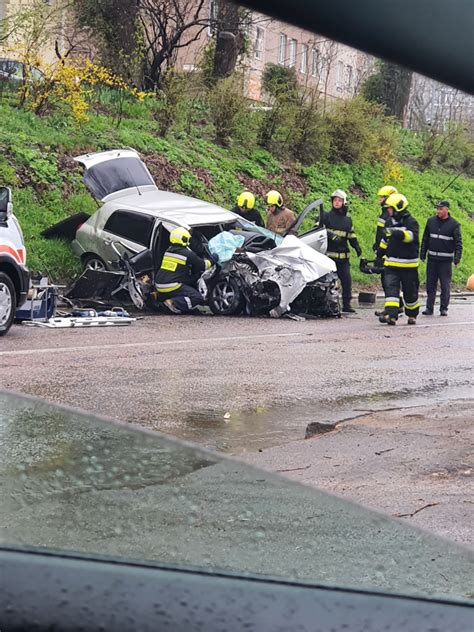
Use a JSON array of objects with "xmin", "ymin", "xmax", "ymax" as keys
[
  {"xmin": 420, "ymin": 214, "xmax": 462, "ymax": 264},
  {"xmin": 155, "ymin": 245, "xmax": 208, "ymax": 292},
  {"xmin": 377, "ymin": 210, "xmax": 419, "ymax": 268}
]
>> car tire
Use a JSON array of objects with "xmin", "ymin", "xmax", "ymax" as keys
[
  {"xmin": 208, "ymin": 277, "xmax": 245, "ymax": 316},
  {"xmin": 83, "ymin": 254, "xmax": 107, "ymax": 272},
  {"xmin": 0, "ymin": 272, "xmax": 16, "ymax": 336}
]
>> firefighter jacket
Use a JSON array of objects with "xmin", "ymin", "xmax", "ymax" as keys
[
  {"xmin": 322, "ymin": 206, "xmax": 362, "ymax": 260},
  {"xmin": 230, "ymin": 205, "xmax": 264, "ymax": 227},
  {"xmin": 377, "ymin": 210, "xmax": 420, "ymax": 268},
  {"xmin": 373, "ymin": 205, "xmax": 391, "ymax": 252},
  {"xmin": 420, "ymin": 214, "xmax": 462, "ymax": 265},
  {"xmin": 155, "ymin": 245, "xmax": 210, "ymax": 293},
  {"xmin": 266, "ymin": 207, "xmax": 296, "ymax": 235}
]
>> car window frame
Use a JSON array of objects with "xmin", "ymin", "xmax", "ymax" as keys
[{"xmin": 102, "ymin": 209, "xmax": 156, "ymax": 248}]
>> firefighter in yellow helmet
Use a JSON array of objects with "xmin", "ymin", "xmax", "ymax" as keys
[
  {"xmin": 374, "ymin": 185, "xmax": 402, "ymax": 317},
  {"xmin": 376, "ymin": 193, "xmax": 420, "ymax": 325},
  {"xmin": 155, "ymin": 227, "xmax": 212, "ymax": 314},
  {"xmin": 374, "ymin": 186, "xmax": 398, "ymax": 252},
  {"xmin": 265, "ymin": 190, "xmax": 296, "ymax": 235},
  {"xmin": 231, "ymin": 191, "xmax": 264, "ymax": 227}
]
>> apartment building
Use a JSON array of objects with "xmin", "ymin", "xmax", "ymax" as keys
[
  {"xmin": 407, "ymin": 73, "xmax": 474, "ymax": 131},
  {"xmin": 0, "ymin": 0, "xmax": 65, "ymax": 65},
  {"xmin": 177, "ymin": 6, "xmax": 374, "ymax": 104}
]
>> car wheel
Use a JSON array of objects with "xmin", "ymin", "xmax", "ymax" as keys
[
  {"xmin": 83, "ymin": 254, "xmax": 107, "ymax": 272},
  {"xmin": 0, "ymin": 272, "xmax": 16, "ymax": 336},
  {"xmin": 209, "ymin": 277, "xmax": 245, "ymax": 316}
]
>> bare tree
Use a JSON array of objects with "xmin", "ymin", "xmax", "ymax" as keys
[
  {"xmin": 318, "ymin": 39, "xmax": 338, "ymax": 113},
  {"xmin": 137, "ymin": 0, "xmax": 211, "ymax": 90}
]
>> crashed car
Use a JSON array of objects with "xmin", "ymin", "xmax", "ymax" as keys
[
  {"xmin": 66, "ymin": 149, "xmax": 328, "ymax": 271},
  {"xmin": 200, "ymin": 235, "xmax": 340, "ymax": 318},
  {"xmin": 60, "ymin": 149, "xmax": 339, "ymax": 317}
]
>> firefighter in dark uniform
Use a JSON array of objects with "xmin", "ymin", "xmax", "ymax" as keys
[
  {"xmin": 373, "ymin": 185, "xmax": 402, "ymax": 316},
  {"xmin": 230, "ymin": 191, "xmax": 264, "ymax": 227},
  {"xmin": 155, "ymin": 227, "xmax": 211, "ymax": 314},
  {"xmin": 420, "ymin": 200, "xmax": 463, "ymax": 316},
  {"xmin": 373, "ymin": 185, "xmax": 398, "ymax": 254},
  {"xmin": 377, "ymin": 193, "xmax": 420, "ymax": 325},
  {"xmin": 322, "ymin": 189, "xmax": 362, "ymax": 313}
]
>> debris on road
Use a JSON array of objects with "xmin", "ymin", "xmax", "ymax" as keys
[
  {"xmin": 23, "ymin": 314, "xmax": 135, "ymax": 328},
  {"xmin": 394, "ymin": 502, "xmax": 440, "ymax": 518},
  {"xmin": 305, "ymin": 421, "xmax": 339, "ymax": 438}
]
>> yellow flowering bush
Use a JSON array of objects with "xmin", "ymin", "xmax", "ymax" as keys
[
  {"xmin": 383, "ymin": 158, "xmax": 403, "ymax": 183},
  {"xmin": 23, "ymin": 58, "xmax": 146, "ymax": 122}
]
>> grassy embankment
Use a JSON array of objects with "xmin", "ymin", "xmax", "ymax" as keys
[{"xmin": 0, "ymin": 101, "xmax": 472, "ymax": 286}]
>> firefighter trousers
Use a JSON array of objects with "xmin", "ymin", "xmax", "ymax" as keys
[
  {"xmin": 335, "ymin": 259, "xmax": 352, "ymax": 308},
  {"xmin": 381, "ymin": 269, "xmax": 402, "ymax": 310},
  {"xmin": 383, "ymin": 267, "xmax": 420, "ymax": 320},
  {"xmin": 158, "ymin": 285, "xmax": 204, "ymax": 314}
]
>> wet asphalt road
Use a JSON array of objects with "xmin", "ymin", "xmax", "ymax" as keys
[
  {"xmin": 1, "ymin": 297, "xmax": 473, "ymax": 544},
  {"xmin": 1, "ymin": 297, "xmax": 472, "ymax": 451}
]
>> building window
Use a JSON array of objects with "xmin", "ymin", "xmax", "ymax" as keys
[
  {"xmin": 311, "ymin": 48, "xmax": 318, "ymax": 77},
  {"xmin": 289, "ymin": 39, "xmax": 297, "ymax": 68},
  {"xmin": 278, "ymin": 33, "xmax": 286, "ymax": 65},
  {"xmin": 300, "ymin": 44, "xmax": 308, "ymax": 74},
  {"xmin": 254, "ymin": 26, "xmax": 264, "ymax": 60},
  {"xmin": 345, "ymin": 64, "xmax": 353, "ymax": 90},
  {"xmin": 336, "ymin": 61, "xmax": 344, "ymax": 90}
]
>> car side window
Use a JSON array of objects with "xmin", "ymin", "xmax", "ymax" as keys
[{"xmin": 103, "ymin": 210, "xmax": 154, "ymax": 247}]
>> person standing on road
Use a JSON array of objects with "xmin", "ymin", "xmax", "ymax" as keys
[
  {"xmin": 373, "ymin": 185, "xmax": 398, "ymax": 253},
  {"xmin": 155, "ymin": 227, "xmax": 211, "ymax": 314},
  {"xmin": 420, "ymin": 200, "xmax": 463, "ymax": 316},
  {"xmin": 377, "ymin": 193, "xmax": 420, "ymax": 325},
  {"xmin": 373, "ymin": 185, "xmax": 402, "ymax": 317},
  {"xmin": 322, "ymin": 189, "xmax": 362, "ymax": 313},
  {"xmin": 230, "ymin": 191, "xmax": 264, "ymax": 227},
  {"xmin": 265, "ymin": 190, "xmax": 296, "ymax": 235}
]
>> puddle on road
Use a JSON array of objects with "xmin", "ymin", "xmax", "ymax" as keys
[{"xmin": 163, "ymin": 383, "xmax": 473, "ymax": 455}]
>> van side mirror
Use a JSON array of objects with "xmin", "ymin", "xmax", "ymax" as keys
[{"xmin": 0, "ymin": 187, "xmax": 13, "ymax": 220}]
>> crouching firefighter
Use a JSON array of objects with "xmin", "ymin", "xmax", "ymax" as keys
[
  {"xmin": 155, "ymin": 227, "xmax": 211, "ymax": 314},
  {"xmin": 377, "ymin": 194, "xmax": 420, "ymax": 325},
  {"xmin": 322, "ymin": 189, "xmax": 362, "ymax": 313}
]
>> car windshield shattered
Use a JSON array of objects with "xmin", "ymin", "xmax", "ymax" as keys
[{"xmin": 1, "ymin": 391, "xmax": 473, "ymax": 605}]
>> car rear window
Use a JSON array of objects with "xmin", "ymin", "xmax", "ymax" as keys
[{"xmin": 103, "ymin": 210, "xmax": 154, "ymax": 247}]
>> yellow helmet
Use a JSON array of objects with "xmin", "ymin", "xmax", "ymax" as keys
[
  {"xmin": 377, "ymin": 185, "xmax": 398, "ymax": 197},
  {"xmin": 385, "ymin": 193, "xmax": 408, "ymax": 213},
  {"xmin": 266, "ymin": 190, "xmax": 283, "ymax": 207},
  {"xmin": 170, "ymin": 226, "xmax": 191, "ymax": 246},
  {"xmin": 237, "ymin": 191, "xmax": 255, "ymax": 210}
]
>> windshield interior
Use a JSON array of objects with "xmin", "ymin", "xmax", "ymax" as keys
[{"xmin": 1, "ymin": 391, "xmax": 472, "ymax": 605}]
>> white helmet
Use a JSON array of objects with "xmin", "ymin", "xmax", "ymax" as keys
[{"xmin": 331, "ymin": 189, "xmax": 348, "ymax": 204}]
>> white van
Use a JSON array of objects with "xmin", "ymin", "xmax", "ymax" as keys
[{"xmin": 0, "ymin": 187, "xmax": 29, "ymax": 335}]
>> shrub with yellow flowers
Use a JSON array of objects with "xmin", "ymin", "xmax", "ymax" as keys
[{"xmin": 22, "ymin": 58, "xmax": 146, "ymax": 122}]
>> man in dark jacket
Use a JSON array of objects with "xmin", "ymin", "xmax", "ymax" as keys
[
  {"xmin": 377, "ymin": 193, "xmax": 420, "ymax": 325},
  {"xmin": 322, "ymin": 189, "xmax": 362, "ymax": 313},
  {"xmin": 230, "ymin": 191, "xmax": 264, "ymax": 227},
  {"xmin": 155, "ymin": 227, "xmax": 211, "ymax": 314},
  {"xmin": 420, "ymin": 200, "xmax": 463, "ymax": 316}
]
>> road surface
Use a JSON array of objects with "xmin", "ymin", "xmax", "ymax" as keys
[{"xmin": 1, "ymin": 297, "xmax": 473, "ymax": 543}]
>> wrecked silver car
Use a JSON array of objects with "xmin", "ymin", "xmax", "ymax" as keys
[
  {"xmin": 199, "ymin": 235, "xmax": 340, "ymax": 318},
  {"xmin": 57, "ymin": 148, "xmax": 340, "ymax": 318}
]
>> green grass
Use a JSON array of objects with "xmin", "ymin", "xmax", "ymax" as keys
[{"xmin": 0, "ymin": 100, "xmax": 472, "ymax": 286}]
